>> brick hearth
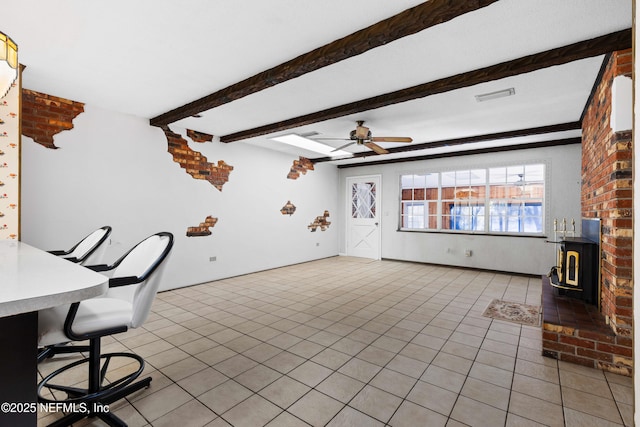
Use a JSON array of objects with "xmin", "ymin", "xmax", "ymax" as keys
[{"xmin": 541, "ymin": 276, "xmax": 632, "ymax": 376}]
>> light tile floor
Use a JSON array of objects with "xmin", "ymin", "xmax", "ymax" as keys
[{"xmin": 37, "ymin": 257, "xmax": 634, "ymax": 426}]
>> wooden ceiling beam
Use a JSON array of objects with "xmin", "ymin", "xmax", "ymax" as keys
[
  {"xmin": 334, "ymin": 137, "xmax": 582, "ymax": 169},
  {"xmin": 220, "ymin": 29, "xmax": 631, "ymax": 143},
  {"xmin": 149, "ymin": 0, "xmax": 499, "ymax": 127},
  {"xmin": 310, "ymin": 121, "xmax": 581, "ymax": 163}
]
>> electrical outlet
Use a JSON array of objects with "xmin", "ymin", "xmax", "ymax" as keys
[
  {"xmin": 465, "ymin": 249, "xmax": 472, "ymax": 257},
  {"xmin": 209, "ymin": 256, "xmax": 217, "ymax": 262}
]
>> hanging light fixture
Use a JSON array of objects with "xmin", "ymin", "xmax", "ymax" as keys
[{"xmin": 0, "ymin": 32, "xmax": 18, "ymax": 99}]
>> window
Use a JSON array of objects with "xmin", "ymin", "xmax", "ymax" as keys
[
  {"xmin": 400, "ymin": 164, "xmax": 545, "ymax": 235},
  {"xmin": 401, "ymin": 173, "xmax": 439, "ymax": 230},
  {"xmin": 352, "ymin": 182, "xmax": 376, "ymax": 219}
]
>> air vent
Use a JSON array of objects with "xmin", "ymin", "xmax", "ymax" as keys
[{"xmin": 475, "ymin": 88, "xmax": 515, "ymax": 102}]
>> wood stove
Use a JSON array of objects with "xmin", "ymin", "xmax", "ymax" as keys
[{"xmin": 548, "ymin": 219, "xmax": 600, "ymax": 308}]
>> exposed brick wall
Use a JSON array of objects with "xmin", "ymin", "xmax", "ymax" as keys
[
  {"xmin": 308, "ymin": 210, "xmax": 331, "ymax": 232},
  {"xmin": 21, "ymin": 89, "xmax": 84, "ymax": 149},
  {"xmin": 162, "ymin": 127, "xmax": 233, "ymax": 191},
  {"xmin": 287, "ymin": 157, "xmax": 314, "ymax": 179},
  {"xmin": 581, "ymin": 49, "xmax": 632, "ymax": 337},
  {"xmin": 544, "ymin": 49, "xmax": 633, "ymax": 375},
  {"xmin": 186, "ymin": 129, "xmax": 213, "ymax": 143},
  {"xmin": 280, "ymin": 201, "xmax": 296, "ymax": 215},
  {"xmin": 186, "ymin": 216, "xmax": 218, "ymax": 237}
]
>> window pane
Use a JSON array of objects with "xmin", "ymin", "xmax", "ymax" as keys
[
  {"xmin": 402, "ymin": 201, "xmax": 425, "ymax": 229},
  {"xmin": 441, "ymin": 171, "xmax": 456, "ymax": 187},
  {"xmin": 469, "ymin": 169, "xmax": 486, "ymax": 186},
  {"xmin": 451, "ymin": 169, "xmax": 486, "ymax": 232},
  {"xmin": 455, "ymin": 170, "xmax": 470, "ymax": 187},
  {"xmin": 400, "ymin": 173, "xmax": 438, "ymax": 229},
  {"xmin": 352, "ymin": 182, "xmax": 376, "ymax": 219},
  {"xmin": 489, "ymin": 201, "xmax": 542, "ymax": 233},
  {"xmin": 489, "ymin": 167, "xmax": 506, "ymax": 184},
  {"xmin": 401, "ymin": 175, "xmax": 414, "ymax": 188},
  {"xmin": 507, "ymin": 166, "xmax": 525, "ymax": 183},
  {"xmin": 442, "ymin": 207, "xmax": 453, "ymax": 230},
  {"xmin": 450, "ymin": 205, "xmax": 485, "ymax": 231},
  {"xmin": 426, "ymin": 200, "xmax": 438, "ymax": 229}
]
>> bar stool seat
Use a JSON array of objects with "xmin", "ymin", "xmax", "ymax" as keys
[{"xmin": 37, "ymin": 232, "xmax": 173, "ymax": 427}]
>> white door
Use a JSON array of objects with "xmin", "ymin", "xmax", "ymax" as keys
[{"xmin": 346, "ymin": 175, "xmax": 381, "ymax": 260}]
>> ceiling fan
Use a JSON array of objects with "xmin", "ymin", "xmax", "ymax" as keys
[{"xmin": 316, "ymin": 120, "xmax": 412, "ymax": 155}]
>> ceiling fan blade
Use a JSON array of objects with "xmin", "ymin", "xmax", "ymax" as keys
[
  {"xmin": 371, "ymin": 137, "xmax": 413, "ymax": 143},
  {"xmin": 364, "ymin": 142, "xmax": 389, "ymax": 155},
  {"xmin": 313, "ymin": 137, "xmax": 351, "ymax": 141},
  {"xmin": 332, "ymin": 141, "xmax": 356, "ymax": 152}
]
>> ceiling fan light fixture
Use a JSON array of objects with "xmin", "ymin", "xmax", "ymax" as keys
[
  {"xmin": 475, "ymin": 87, "xmax": 515, "ymax": 102},
  {"xmin": 270, "ymin": 134, "xmax": 350, "ymax": 156}
]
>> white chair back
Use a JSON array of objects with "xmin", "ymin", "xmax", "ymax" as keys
[
  {"xmin": 65, "ymin": 226, "xmax": 112, "ymax": 265},
  {"xmin": 107, "ymin": 233, "xmax": 173, "ymax": 328}
]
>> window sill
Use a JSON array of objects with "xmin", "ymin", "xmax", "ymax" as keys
[{"xmin": 396, "ymin": 228, "xmax": 548, "ymax": 238}]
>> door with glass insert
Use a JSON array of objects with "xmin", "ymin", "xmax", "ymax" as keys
[{"xmin": 346, "ymin": 175, "xmax": 381, "ymax": 259}]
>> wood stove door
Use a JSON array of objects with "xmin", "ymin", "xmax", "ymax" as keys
[{"xmin": 346, "ymin": 175, "xmax": 381, "ymax": 260}]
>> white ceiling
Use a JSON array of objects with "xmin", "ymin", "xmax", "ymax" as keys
[{"xmin": 2, "ymin": 0, "xmax": 632, "ymax": 165}]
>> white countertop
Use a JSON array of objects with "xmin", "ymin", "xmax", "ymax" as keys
[{"xmin": 0, "ymin": 241, "xmax": 108, "ymax": 317}]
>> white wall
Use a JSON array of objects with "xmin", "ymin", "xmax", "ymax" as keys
[
  {"xmin": 21, "ymin": 104, "xmax": 340, "ymax": 291},
  {"xmin": 339, "ymin": 144, "xmax": 582, "ymax": 275},
  {"xmin": 18, "ymin": 101, "xmax": 584, "ymax": 287}
]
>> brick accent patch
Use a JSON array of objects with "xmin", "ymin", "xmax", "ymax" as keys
[
  {"xmin": 186, "ymin": 215, "xmax": 218, "ymax": 237},
  {"xmin": 22, "ymin": 89, "xmax": 84, "ymax": 149},
  {"xmin": 280, "ymin": 201, "xmax": 296, "ymax": 216},
  {"xmin": 287, "ymin": 157, "xmax": 314, "ymax": 179},
  {"xmin": 308, "ymin": 210, "xmax": 331, "ymax": 232},
  {"xmin": 163, "ymin": 127, "xmax": 233, "ymax": 191},
  {"xmin": 187, "ymin": 129, "xmax": 214, "ymax": 143}
]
